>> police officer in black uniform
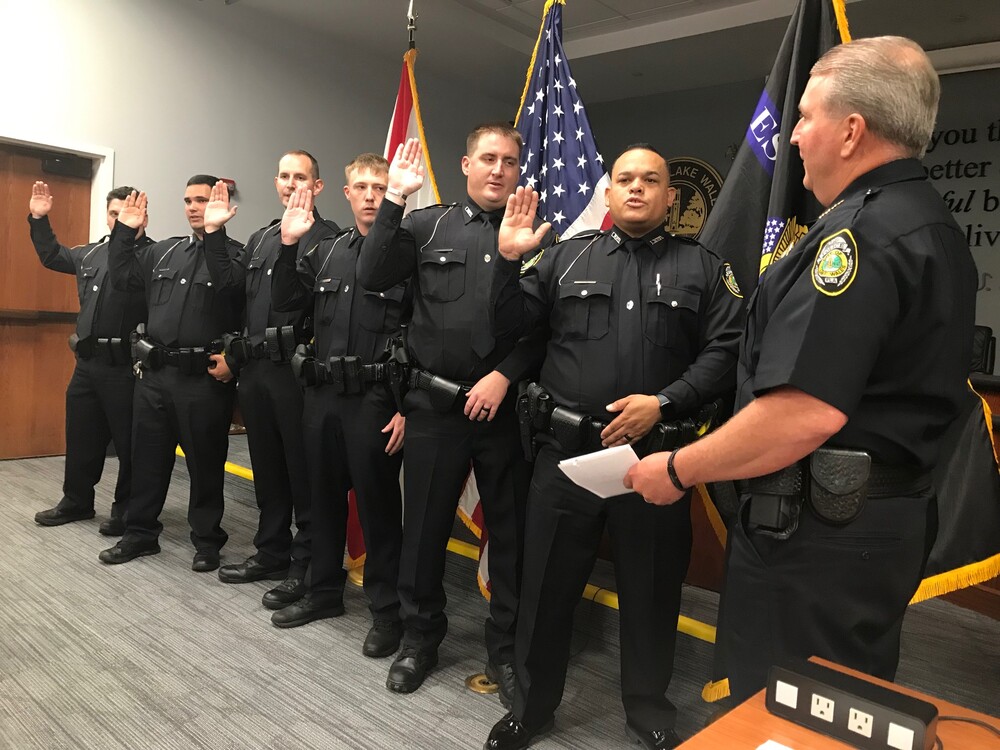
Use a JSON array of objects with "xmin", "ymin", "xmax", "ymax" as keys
[
  {"xmin": 484, "ymin": 145, "xmax": 744, "ymax": 750},
  {"xmin": 98, "ymin": 176, "xmax": 244, "ymax": 572},
  {"xmin": 270, "ymin": 154, "xmax": 408, "ymax": 657},
  {"xmin": 628, "ymin": 37, "xmax": 977, "ymax": 704},
  {"xmin": 214, "ymin": 151, "xmax": 339, "ymax": 609},
  {"xmin": 28, "ymin": 182, "xmax": 154, "ymax": 535},
  {"xmin": 358, "ymin": 128, "xmax": 557, "ymax": 696}
]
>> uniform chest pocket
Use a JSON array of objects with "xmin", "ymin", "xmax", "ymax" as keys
[
  {"xmin": 360, "ymin": 284, "xmax": 405, "ymax": 333},
  {"xmin": 644, "ymin": 286, "xmax": 700, "ymax": 347},
  {"xmin": 189, "ymin": 272, "xmax": 217, "ymax": 312},
  {"xmin": 78, "ymin": 266, "xmax": 98, "ymax": 301},
  {"xmin": 419, "ymin": 248, "xmax": 467, "ymax": 302},
  {"xmin": 150, "ymin": 267, "xmax": 178, "ymax": 306},
  {"xmin": 246, "ymin": 255, "xmax": 267, "ymax": 295},
  {"xmin": 313, "ymin": 277, "xmax": 343, "ymax": 325},
  {"xmin": 558, "ymin": 281, "xmax": 612, "ymax": 340}
]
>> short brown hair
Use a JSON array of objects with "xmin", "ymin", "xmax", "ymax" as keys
[
  {"xmin": 281, "ymin": 150, "xmax": 321, "ymax": 179},
  {"xmin": 466, "ymin": 123, "xmax": 523, "ymax": 156},
  {"xmin": 344, "ymin": 153, "xmax": 389, "ymax": 183}
]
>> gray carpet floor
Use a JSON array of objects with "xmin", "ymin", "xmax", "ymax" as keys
[{"xmin": 0, "ymin": 439, "xmax": 997, "ymax": 749}]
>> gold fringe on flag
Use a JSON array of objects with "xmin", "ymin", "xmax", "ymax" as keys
[
  {"xmin": 514, "ymin": 0, "xmax": 565, "ymax": 127},
  {"xmin": 702, "ymin": 678, "xmax": 731, "ymax": 702},
  {"xmin": 403, "ymin": 47, "xmax": 442, "ymax": 203}
]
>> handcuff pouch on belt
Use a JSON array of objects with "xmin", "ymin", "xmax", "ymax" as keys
[
  {"xmin": 808, "ymin": 448, "xmax": 870, "ymax": 525},
  {"xmin": 265, "ymin": 325, "xmax": 297, "ymax": 363},
  {"xmin": 290, "ymin": 344, "xmax": 318, "ymax": 387},
  {"xmin": 327, "ymin": 355, "xmax": 364, "ymax": 395}
]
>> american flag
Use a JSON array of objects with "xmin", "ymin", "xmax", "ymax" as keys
[{"xmin": 515, "ymin": 0, "xmax": 609, "ymax": 239}]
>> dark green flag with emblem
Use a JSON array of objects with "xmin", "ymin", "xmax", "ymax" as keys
[{"xmin": 698, "ymin": 0, "xmax": 845, "ymax": 298}]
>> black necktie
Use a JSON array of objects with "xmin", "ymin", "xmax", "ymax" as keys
[
  {"xmin": 472, "ymin": 213, "xmax": 502, "ymax": 358},
  {"xmin": 619, "ymin": 239, "xmax": 646, "ymax": 394}
]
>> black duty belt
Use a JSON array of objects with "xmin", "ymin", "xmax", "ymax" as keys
[
  {"xmin": 69, "ymin": 334, "xmax": 129, "ymax": 366},
  {"xmin": 741, "ymin": 450, "xmax": 932, "ymax": 538},
  {"xmin": 296, "ymin": 352, "xmax": 388, "ymax": 394},
  {"xmin": 131, "ymin": 336, "xmax": 224, "ymax": 376}
]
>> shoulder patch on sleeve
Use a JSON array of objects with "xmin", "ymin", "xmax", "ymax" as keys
[
  {"xmin": 520, "ymin": 248, "xmax": 544, "ymax": 274},
  {"xmin": 722, "ymin": 263, "xmax": 743, "ymax": 298},
  {"xmin": 812, "ymin": 228, "xmax": 858, "ymax": 297}
]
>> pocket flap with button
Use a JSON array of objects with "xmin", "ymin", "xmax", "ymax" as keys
[
  {"xmin": 558, "ymin": 281, "xmax": 612, "ymax": 300},
  {"xmin": 648, "ymin": 286, "xmax": 699, "ymax": 312},
  {"xmin": 420, "ymin": 248, "xmax": 467, "ymax": 266},
  {"xmin": 313, "ymin": 277, "xmax": 342, "ymax": 293},
  {"xmin": 153, "ymin": 267, "xmax": 178, "ymax": 282}
]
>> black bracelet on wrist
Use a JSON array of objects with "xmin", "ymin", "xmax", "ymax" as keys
[{"xmin": 667, "ymin": 449, "xmax": 688, "ymax": 492}]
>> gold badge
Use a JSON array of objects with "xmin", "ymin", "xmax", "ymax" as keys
[
  {"xmin": 812, "ymin": 229, "xmax": 858, "ymax": 296},
  {"xmin": 722, "ymin": 263, "xmax": 742, "ymax": 298}
]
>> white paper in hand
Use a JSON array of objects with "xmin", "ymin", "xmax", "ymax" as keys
[{"xmin": 557, "ymin": 445, "xmax": 639, "ymax": 498}]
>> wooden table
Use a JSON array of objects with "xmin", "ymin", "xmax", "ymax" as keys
[{"xmin": 679, "ymin": 658, "xmax": 1000, "ymax": 748}]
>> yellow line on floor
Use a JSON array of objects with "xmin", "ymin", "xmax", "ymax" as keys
[{"xmin": 204, "ymin": 450, "xmax": 716, "ymax": 644}]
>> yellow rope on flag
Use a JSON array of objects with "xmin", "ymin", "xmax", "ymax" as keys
[
  {"xmin": 832, "ymin": 0, "xmax": 851, "ymax": 43},
  {"xmin": 514, "ymin": 0, "xmax": 565, "ymax": 127},
  {"xmin": 404, "ymin": 47, "xmax": 441, "ymax": 203},
  {"xmin": 701, "ymin": 678, "xmax": 731, "ymax": 702},
  {"xmin": 696, "ymin": 484, "xmax": 729, "ymax": 548}
]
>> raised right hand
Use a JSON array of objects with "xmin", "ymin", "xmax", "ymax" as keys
[
  {"xmin": 204, "ymin": 180, "xmax": 238, "ymax": 232},
  {"xmin": 29, "ymin": 181, "xmax": 54, "ymax": 218},
  {"xmin": 118, "ymin": 191, "xmax": 147, "ymax": 230},
  {"xmin": 388, "ymin": 138, "xmax": 425, "ymax": 198},
  {"xmin": 280, "ymin": 187, "xmax": 315, "ymax": 245},
  {"xmin": 498, "ymin": 186, "xmax": 552, "ymax": 261}
]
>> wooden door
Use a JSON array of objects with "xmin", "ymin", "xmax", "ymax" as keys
[{"xmin": 0, "ymin": 143, "xmax": 92, "ymax": 458}]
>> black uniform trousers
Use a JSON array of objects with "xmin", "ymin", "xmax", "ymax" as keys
[
  {"xmin": 302, "ymin": 384, "xmax": 402, "ymax": 620},
  {"xmin": 397, "ymin": 394, "xmax": 531, "ymax": 665},
  {"xmin": 238, "ymin": 358, "xmax": 312, "ymax": 576},
  {"xmin": 717, "ymin": 487, "xmax": 936, "ymax": 703},
  {"xmin": 513, "ymin": 443, "xmax": 693, "ymax": 733},
  {"xmin": 122, "ymin": 367, "xmax": 235, "ymax": 552},
  {"xmin": 58, "ymin": 357, "xmax": 135, "ymax": 520}
]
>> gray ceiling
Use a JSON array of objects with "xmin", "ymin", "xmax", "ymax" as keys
[{"xmin": 231, "ymin": 0, "xmax": 1000, "ymax": 104}]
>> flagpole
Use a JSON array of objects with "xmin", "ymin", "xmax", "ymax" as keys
[{"xmin": 407, "ymin": 0, "xmax": 416, "ymax": 50}]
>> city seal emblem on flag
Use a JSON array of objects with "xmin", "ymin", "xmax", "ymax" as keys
[
  {"xmin": 812, "ymin": 229, "xmax": 858, "ymax": 296},
  {"xmin": 665, "ymin": 157, "xmax": 724, "ymax": 240}
]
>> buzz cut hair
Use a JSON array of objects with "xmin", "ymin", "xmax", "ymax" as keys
[
  {"xmin": 612, "ymin": 143, "xmax": 669, "ymax": 175},
  {"xmin": 106, "ymin": 186, "xmax": 137, "ymax": 205},
  {"xmin": 187, "ymin": 174, "xmax": 219, "ymax": 189},
  {"xmin": 345, "ymin": 153, "xmax": 389, "ymax": 183},
  {"xmin": 281, "ymin": 149, "xmax": 321, "ymax": 180},
  {"xmin": 466, "ymin": 122, "xmax": 523, "ymax": 156}
]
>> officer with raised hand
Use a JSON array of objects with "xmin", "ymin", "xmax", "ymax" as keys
[
  {"xmin": 358, "ymin": 128, "xmax": 557, "ymax": 698},
  {"xmin": 269, "ymin": 153, "xmax": 407, "ymax": 655},
  {"xmin": 483, "ymin": 144, "xmax": 743, "ymax": 750},
  {"xmin": 98, "ymin": 177, "xmax": 244, "ymax": 572},
  {"xmin": 213, "ymin": 151, "xmax": 339, "ymax": 612},
  {"xmin": 28, "ymin": 182, "xmax": 154, "ymax": 536}
]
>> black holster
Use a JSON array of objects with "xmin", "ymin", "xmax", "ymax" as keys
[
  {"xmin": 746, "ymin": 465, "xmax": 805, "ymax": 540},
  {"xmin": 226, "ymin": 334, "xmax": 253, "ymax": 368},
  {"xmin": 291, "ymin": 344, "xmax": 317, "ymax": 387}
]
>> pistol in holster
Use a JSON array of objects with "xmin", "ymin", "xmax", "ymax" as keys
[
  {"xmin": 385, "ymin": 326, "xmax": 412, "ymax": 409},
  {"xmin": 515, "ymin": 382, "xmax": 555, "ymax": 461}
]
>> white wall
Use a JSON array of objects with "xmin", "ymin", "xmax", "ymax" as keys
[{"xmin": 0, "ymin": 0, "xmax": 514, "ymax": 241}]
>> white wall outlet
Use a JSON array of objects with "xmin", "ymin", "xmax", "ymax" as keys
[
  {"xmin": 774, "ymin": 680, "xmax": 799, "ymax": 709},
  {"xmin": 887, "ymin": 722, "xmax": 915, "ymax": 750},
  {"xmin": 810, "ymin": 693, "xmax": 835, "ymax": 723},
  {"xmin": 848, "ymin": 708, "xmax": 874, "ymax": 738}
]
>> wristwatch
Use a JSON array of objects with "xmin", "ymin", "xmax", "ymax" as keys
[{"xmin": 656, "ymin": 394, "xmax": 672, "ymax": 419}]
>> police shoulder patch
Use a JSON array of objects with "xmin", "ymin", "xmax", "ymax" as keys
[
  {"xmin": 722, "ymin": 263, "xmax": 742, "ymax": 298},
  {"xmin": 812, "ymin": 229, "xmax": 858, "ymax": 297},
  {"xmin": 520, "ymin": 248, "xmax": 544, "ymax": 274}
]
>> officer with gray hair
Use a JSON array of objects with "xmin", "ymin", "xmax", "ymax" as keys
[{"xmin": 627, "ymin": 35, "xmax": 977, "ymax": 702}]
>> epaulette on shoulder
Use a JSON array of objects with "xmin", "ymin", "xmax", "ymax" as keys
[
  {"xmin": 331, "ymin": 226, "xmax": 355, "ymax": 240},
  {"xmin": 408, "ymin": 202, "xmax": 457, "ymax": 215},
  {"xmin": 560, "ymin": 228, "xmax": 604, "ymax": 245},
  {"xmin": 227, "ymin": 237, "xmax": 245, "ymax": 250}
]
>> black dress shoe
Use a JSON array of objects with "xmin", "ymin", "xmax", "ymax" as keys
[
  {"xmin": 192, "ymin": 551, "xmax": 220, "ymax": 573},
  {"xmin": 270, "ymin": 593, "xmax": 344, "ymax": 628},
  {"xmin": 483, "ymin": 713, "xmax": 553, "ymax": 750},
  {"xmin": 485, "ymin": 661, "xmax": 516, "ymax": 709},
  {"xmin": 386, "ymin": 646, "xmax": 439, "ymax": 693},
  {"xmin": 98, "ymin": 516, "xmax": 125, "ymax": 536},
  {"xmin": 363, "ymin": 619, "xmax": 403, "ymax": 658},
  {"xmin": 35, "ymin": 506, "xmax": 95, "ymax": 527},
  {"xmin": 218, "ymin": 555, "xmax": 289, "ymax": 583},
  {"xmin": 625, "ymin": 722, "xmax": 683, "ymax": 749},
  {"xmin": 261, "ymin": 577, "xmax": 306, "ymax": 610},
  {"xmin": 98, "ymin": 539, "xmax": 161, "ymax": 564}
]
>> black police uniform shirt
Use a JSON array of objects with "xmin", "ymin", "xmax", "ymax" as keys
[
  {"xmin": 491, "ymin": 225, "xmax": 745, "ymax": 419},
  {"xmin": 358, "ymin": 197, "xmax": 558, "ymax": 383},
  {"xmin": 272, "ymin": 226, "xmax": 408, "ymax": 365},
  {"xmin": 28, "ymin": 214, "xmax": 154, "ymax": 340},
  {"xmin": 740, "ymin": 158, "xmax": 977, "ymax": 469},
  {"xmin": 107, "ymin": 221, "xmax": 245, "ymax": 348},
  {"xmin": 218, "ymin": 209, "xmax": 339, "ymax": 349}
]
